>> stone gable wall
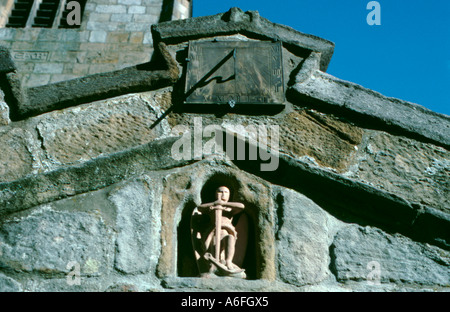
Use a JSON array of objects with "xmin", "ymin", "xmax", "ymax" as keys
[{"xmin": 0, "ymin": 8, "xmax": 448, "ymax": 292}]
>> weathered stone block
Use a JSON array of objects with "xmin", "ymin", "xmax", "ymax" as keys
[
  {"xmin": 109, "ymin": 177, "xmax": 160, "ymax": 274},
  {"xmin": 0, "ymin": 127, "xmax": 36, "ymax": 182},
  {"xmin": 129, "ymin": 32, "xmax": 144, "ymax": 44},
  {"xmin": 49, "ymin": 74, "xmax": 79, "ymax": 84},
  {"xmin": 32, "ymin": 40, "xmax": 80, "ymax": 51},
  {"xmin": 59, "ymin": 30, "xmax": 87, "ymax": 42},
  {"xmin": 14, "ymin": 62, "xmax": 34, "ymax": 73},
  {"xmin": 118, "ymin": 51, "xmax": 149, "ymax": 64},
  {"xmin": 87, "ymin": 63, "xmax": 117, "ymax": 74},
  {"xmin": 35, "ymin": 90, "xmax": 171, "ymax": 167},
  {"xmin": 84, "ymin": 2, "xmax": 96, "ymax": 11},
  {"xmin": 9, "ymin": 41, "xmax": 35, "ymax": 51},
  {"xmin": 142, "ymin": 0, "xmax": 163, "ymax": 6},
  {"xmin": 89, "ymin": 30, "xmax": 108, "ymax": 43},
  {"xmin": 13, "ymin": 28, "xmax": 40, "ymax": 42},
  {"xmin": 26, "ymin": 74, "xmax": 50, "ymax": 87},
  {"xmin": 0, "ymin": 273, "xmax": 22, "ymax": 292},
  {"xmin": 118, "ymin": 0, "xmax": 142, "ymax": 5},
  {"xmin": 106, "ymin": 32, "xmax": 130, "ymax": 43},
  {"xmin": 86, "ymin": 12, "xmax": 111, "ymax": 23},
  {"xmin": 129, "ymin": 5, "xmax": 146, "ymax": 14},
  {"xmin": 110, "ymin": 13, "xmax": 133, "ymax": 23},
  {"xmin": 34, "ymin": 63, "xmax": 64, "ymax": 74},
  {"xmin": 85, "ymin": 50, "xmax": 119, "ymax": 64},
  {"xmin": 0, "ymin": 28, "xmax": 15, "ymax": 41},
  {"xmin": 279, "ymin": 109, "xmax": 363, "ymax": 171},
  {"xmin": 72, "ymin": 64, "xmax": 90, "ymax": 75},
  {"xmin": 331, "ymin": 225, "xmax": 450, "ymax": 286},
  {"xmin": 95, "ymin": 4, "xmax": 127, "ymax": 14},
  {"xmin": 36, "ymin": 29, "xmax": 61, "ymax": 42},
  {"xmin": 133, "ymin": 13, "xmax": 158, "ymax": 23},
  {"xmin": 125, "ymin": 23, "xmax": 150, "ymax": 32},
  {"xmin": 347, "ymin": 131, "xmax": 450, "ymax": 213},
  {"xmin": 86, "ymin": 21, "xmax": 120, "ymax": 32},
  {"xmin": 50, "ymin": 50, "xmax": 83, "ymax": 63},
  {"xmin": 274, "ymin": 186, "xmax": 342, "ymax": 286},
  {"xmin": 0, "ymin": 207, "xmax": 114, "ymax": 276},
  {"xmin": 146, "ymin": 5, "xmax": 163, "ymax": 16}
]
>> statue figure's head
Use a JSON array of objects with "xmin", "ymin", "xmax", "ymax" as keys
[{"xmin": 215, "ymin": 186, "xmax": 230, "ymax": 202}]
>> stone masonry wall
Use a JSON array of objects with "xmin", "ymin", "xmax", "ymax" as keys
[
  {"xmin": 0, "ymin": 0, "xmax": 191, "ymax": 87},
  {"xmin": 0, "ymin": 88, "xmax": 448, "ymax": 292},
  {"xmin": 0, "ymin": 8, "xmax": 448, "ymax": 293}
]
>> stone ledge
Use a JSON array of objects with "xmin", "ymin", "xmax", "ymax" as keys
[
  {"xmin": 0, "ymin": 43, "xmax": 179, "ymax": 121},
  {"xmin": 161, "ymin": 277, "xmax": 297, "ymax": 292},
  {"xmin": 331, "ymin": 224, "xmax": 450, "ymax": 286},
  {"xmin": 0, "ymin": 136, "xmax": 195, "ymax": 218},
  {"xmin": 4, "ymin": 42, "xmax": 179, "ymax": 121},
  {"xmin": 288, "ymin": 55, "xmax": 450, "ymax": 149}
]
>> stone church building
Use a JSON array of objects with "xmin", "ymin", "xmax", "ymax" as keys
[{"xmin": 0, "ymin": 0, "xmax": 448, "ymax": 292}]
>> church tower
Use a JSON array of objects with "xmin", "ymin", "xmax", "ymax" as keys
[{"xmin": 0, "ymin": 0, "xmax": 192, "ymax": 87}]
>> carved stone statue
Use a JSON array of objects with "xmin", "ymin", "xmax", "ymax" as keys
[{"xmin": 191, "ymin": 186, "xmax": 247, "ymax": 278}]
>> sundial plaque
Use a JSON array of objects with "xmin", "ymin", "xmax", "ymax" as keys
[{"xmin": 184, "ymin": 41, "xmax": 285, "ymax": 106}]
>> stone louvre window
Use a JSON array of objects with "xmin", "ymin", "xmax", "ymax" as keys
[{"xmin": 3, "ymin": 0, "xmax": 86, "ymax": 28}]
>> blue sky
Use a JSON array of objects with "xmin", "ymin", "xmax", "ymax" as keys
[{"xmin": 193, "ymin": 1, "xmax": 450, "ymax": 116}]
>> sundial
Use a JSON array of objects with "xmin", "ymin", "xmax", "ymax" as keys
[{"xmin": 184, "ymin": 41, "xmax": 285, "ymax": 107}]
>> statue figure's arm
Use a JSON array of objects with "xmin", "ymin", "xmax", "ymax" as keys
[
  {"xmin": 197, "ymin": 201, "xmax": 215, "ymax": 214},
  {"xmin": 221, "ymin": 202, "xmax": 244, "ymax": 215},
  {"xmin": 197, "ymin": 201, "xmax": 244, "ymax": 214}
]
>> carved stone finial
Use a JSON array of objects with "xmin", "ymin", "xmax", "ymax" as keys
[
  {"xmin": 0, "ymin": 46, "xmax": 16, "ymax": 74},
  {"xmin": 227, "ymin": 7, "xmax": 246, "ymax": 23}
]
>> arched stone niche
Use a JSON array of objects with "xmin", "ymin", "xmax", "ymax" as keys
[
  {"xmin": 156, "ymin": 160, "xmax": 276, "ymax": 281},
  {"xmin": 178, "ymin": 172, "xmax": 258, "ymax": 278}
]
